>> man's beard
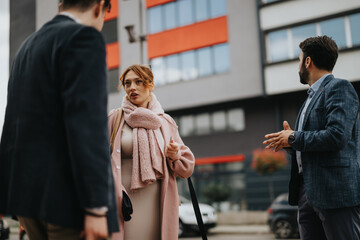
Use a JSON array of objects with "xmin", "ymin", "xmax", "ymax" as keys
[{"xmin": 299, "ymin": 62, "xmax": 309, "ymax": 85}]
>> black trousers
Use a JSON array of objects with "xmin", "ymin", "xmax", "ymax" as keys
[{"xmin": 298, "ymin": 180, "xmax": 360, "ymax": 240}]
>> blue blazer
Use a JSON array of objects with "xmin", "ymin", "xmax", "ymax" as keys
[
  {"xmin": 0, "ymin": 15, "xmax": 119, "ymax": 232},
  {"xmin": 289, "ymin": 74, "xmax": 360, "ymax": 209}
]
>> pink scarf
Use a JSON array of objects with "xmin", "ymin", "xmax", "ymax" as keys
[{"xmin": 122, "ymin": 94, "xmax": 166, "ymax": 191}]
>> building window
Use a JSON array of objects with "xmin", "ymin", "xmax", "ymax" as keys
[
  {"xmin": 164, "ymin": 2, "xmax": 177, "ymax": 30},
  {"xmin": 165, "ymin": 54, "xmax": 181, "ymax": 83},
  {"xmin": 291, "ymin": 24, "xmax": 317, "ymax": 58},
  {"xmin": 349, "ymin": 13, "xmax": 360, "ymax": 46},
  {"xmin": 212, "ymin": 111, "xmax": 227, "ymax": 132},
  {"xmin": 213, "ymin": 43, "xmax": 230, "ymax": 74},
  {"xmin": 178, "ymin": 108, "xmax": 245, "ymax": 137},
  {"xmin": 320, "ymin": 17, "xmax": 346, "ymax": 49},
  {"xmin": 178, "ymin": 0, "xmax": 194, "ymax": 27},
  {"xmin": 266, "ymin": 12, "xmax": 360, "ymax": 63},
  {"xmin": 228, "ymin": 108, "xmax": 245, "ymax": 131},
  {"xmin": 180, "ymin": 115, "xmax": 195, "ymax": 136},
  {"xmin": 209, "ymin": 0, "xmax": 226, "ymax": 18},
  {"xmin": 150, "ymin": 43, "xmax": 230, "ymax": 85},
  {"xmin": 151, "ymin": 57, "xmax": 166, "ymax": 86},
  {"xmin": 197, "ymin": 47, "xmax": 213, "ymax": 77},
  {"xmin": 108, "ymin": 68, "xmax": 119, "ymax": 93},
  {"xmin": 148, "ymin": 5, "xmax": 163, "ymax": 34},
  {"xmin": 268, "ymin": 29, "xmax": 288, "ymax": 62},
  {"xmin": 147, "ymin": 0, "xmax": 227, "ymax": 34},
  {"xmin": 195, "ymin": 0, "xmax": 209, "ymax": 22},
  {"xmin": 180, "ymin": 51, "xmax": 198, "ymax": 81},
  {"xmin": 195, "ymin": 113, "xmax": 211, "ymax": 135}
]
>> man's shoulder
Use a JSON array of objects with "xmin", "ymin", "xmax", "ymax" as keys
[{"xmin": 42, "ymin": 15, "xmax": 103, "ymax": 44}]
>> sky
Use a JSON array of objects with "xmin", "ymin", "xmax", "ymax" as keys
[{"xmin": 0, "ymin": 0, "xmax": 9, "ymax": 136}]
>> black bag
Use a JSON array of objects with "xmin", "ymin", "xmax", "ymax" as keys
[{"xmin": 122, "ymin": 191, "xmax": 133, "ymax": 221}]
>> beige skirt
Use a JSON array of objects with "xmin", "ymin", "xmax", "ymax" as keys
[{"xmin": 121, "ymin": 157, "xmax": 161, "ymax": 240}]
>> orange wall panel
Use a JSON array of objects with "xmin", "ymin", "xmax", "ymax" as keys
[
  {"xmin": 195, "ymin": 154, "xmax": 245, "ymax": 166},
  {"xmin": 106, "ymin": 42, "xmax": 120, "ymax": 69},
  {"xmin": 147, "ymin": 0, "xmax": 175, "ymax": 8},
  {"xmin": 105, "ymin": 0, "xmax": 118, "ymax": 22},
  {"xmin": 147, "ymin": 16, "xmax": 228, "ymax": 59}
]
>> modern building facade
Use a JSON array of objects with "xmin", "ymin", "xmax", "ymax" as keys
[{"xmin": 6, "ymin": 0, "xmax": 360, "ymax": 210}]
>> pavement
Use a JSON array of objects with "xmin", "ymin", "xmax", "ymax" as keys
[
  {"xmin": 210, "ymin": 225, "xmax": 270, "ymax": 235},
  {"xmin": 5, "ymin": 216, "xmax": 270, "ymax": 236}
]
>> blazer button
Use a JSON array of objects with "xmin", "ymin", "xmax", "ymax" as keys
[
  {"xmin": 116, "ymin": 165, "xmax": 120, "ymax": 170},
  {"xmin": 117, "ymin": 149, "xmax": 120, "ymax": 153}
]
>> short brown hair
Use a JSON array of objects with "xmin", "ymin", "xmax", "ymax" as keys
[
  {"xmin": 299, "ymin": 35, "xmax": 338, "ymax": 71},
  {"xmin": 119, "ymin": 65, "xmax": 154, "ymax": 89}
]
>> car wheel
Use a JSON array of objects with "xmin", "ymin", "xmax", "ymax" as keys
[
  {"xmin": 178, "ymin": 220, "xmax": 184, "ymax": 238},
  {"xmin": 274, "ymin": 219, "xmax": 294, "ymax": 239}
]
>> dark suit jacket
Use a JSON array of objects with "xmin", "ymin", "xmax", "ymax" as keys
[
  {"xmin": 288, "ymin": 74, "xmax": 360, "ymax": 209},
  {"xmin": 0, "ymin": 15, "xmax": 119, "ymax": 232}
]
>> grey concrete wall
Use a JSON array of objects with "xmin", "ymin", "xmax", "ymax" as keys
[
  {"xmin": 10, "ymin": 0, "xmax": 36, "ymax": 66},
  {"xmin": 36, "ymin": 0, "xmax": 58, "ymax": 30}
]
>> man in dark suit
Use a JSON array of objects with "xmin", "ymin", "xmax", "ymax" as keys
[
  {"xmin": 0, "ymin": 0, "xmax": 119, "ymax": 239},
  {"xmin": 263, "ymin": 35, "xmax": 360, "ymax": 239}
]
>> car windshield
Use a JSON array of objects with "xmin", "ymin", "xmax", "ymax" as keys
[
  {"xmin": 180, "ymin": 196, "xmax": 191, "ymax": 204},
  {"xmin": 274, "ymin": 193, "xmax": 289, "ymax": 203}
]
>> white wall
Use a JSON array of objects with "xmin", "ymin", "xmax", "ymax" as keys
[
  {"xmin": 265, "ymin": 49, "xmax": 360, "ymax": 95},
  {"xmin": 0, "ymin": 0, "xmax": 9, "ymax": 136},
  {"xmin": 260, "ymin": 0, "xmax": 360, "ymax": 31}
]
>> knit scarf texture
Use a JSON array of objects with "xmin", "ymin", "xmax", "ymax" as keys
[{"xmin": 122, "ymin": 94, "xmax": 166, "ymax": 191}]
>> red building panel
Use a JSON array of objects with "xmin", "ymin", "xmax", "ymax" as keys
[
  {"xmin": 146, "ymin": 0, "xmax": 176, "ymax": 8},
  {"xmin": 147, "ymin": 16, "xmax": 228, "ymax": 59},
  {"xmin": 105, "ymin": 0, "xmax": 118, "ymax": 22},
  {"xmin": 195, "ymin": 154, "xmax": 245, "ymax": 166},
  {"xmin": 106, "ymin": 42, "xmax": 120, "ymax": 69}
]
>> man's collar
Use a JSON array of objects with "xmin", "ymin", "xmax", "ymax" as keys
[
  {"xmin": 310, "ymin": 73, "xmax": 331, "ymax": 93},
  {"xmin": 59, "ymin": 12, "xmax": 81, "ymax": 24}
]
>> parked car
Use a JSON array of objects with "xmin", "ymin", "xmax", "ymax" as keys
[
  {"xmin": 0, "ymin": 216, "xmax": 10, "ymax": 240},
  {"xmin": 178, "ymin": 196, "xmax": 217, "ymax": 237},
  {"xmin": 267, "ymin": 193, "xmax": 299, "ymax": 239}
]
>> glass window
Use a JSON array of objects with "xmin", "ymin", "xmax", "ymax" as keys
[
  {"xmin": 150, "ymin": 57, "xmax": 166, "ymax": 86},
  {"xmin": 195, "ymin": 113, "xmax": 211, "ymax": 135},
  {"xmin": 180, "ymin": 115, "xmax": 195, "ymax": 136},
  {"xmin": 164, "ymin": 2, "xmax": 177, "ymax": 30},
  {"xmin": 209, "ymin": 0, "xmax": 226, "ymax": 18},
  {"xmin": 320, "ymin": 17, "xmax": 346, "ymax": 49},
  {"xmin": 292, "ymin": 23, "xmax": 317, "ymax": 58},
  {"xmin": 197, "ymin": 47, "xmax": 213, "ymax": 77},
  {"xmin": 268, "ymin": 29, "xmax": 289, "ymax": 62},
  {"xmin": 177, "ymin": 0, "xmax": 194, "ymax": 27},
  {"xmin": 180, "ymin": 51, "xmax": 197, "ymax": 81},
  {"xmin": 108, "ymin": 68, "xmax": 119, "ymax": 93},
  {"xmin": 349, "ymin": 13, "xmax": 360, "ymax": 46},
  {"xmin": 165, "ymin": 55, "xmax": 181, "ymax": 83},
  {"xmin": 212, "ymin": 111, "xmax": 227, "ymax": 132},
  {"xmin": 213, "ymin": 43, "xmax": 230, "ymax": 74},
  {"xmin": 195, "ymin": 0, "xmax": 209, "ymax": 22},
  {"xmin": 147, "ymin": 6, "xmax": 163, "ymax": 34},
  {"xmin": 228, "ymin": 108, "xmax": 245, "ymax": 131}
]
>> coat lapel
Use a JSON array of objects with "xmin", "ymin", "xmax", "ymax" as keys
[{"xmin": 301, "ymin": 75, "xmax": 333, "ymax": 130}]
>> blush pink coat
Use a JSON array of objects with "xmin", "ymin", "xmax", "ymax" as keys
[{"xmin": 108, "ymin": 108, "xmax": 195, "ymax": 240}]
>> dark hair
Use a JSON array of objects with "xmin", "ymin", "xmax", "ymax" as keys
[
  {"xmin": 299, "ymin": 35, "xmax": 338, "ymax": 71},
  {"xmin": 62, "ymin": 0, "xmax": 111, "ymax": 12},
  {"xmin": 120, "ymin": 64, "xmax": 154, "ymax": 89}
]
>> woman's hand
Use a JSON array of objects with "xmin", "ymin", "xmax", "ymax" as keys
[{"xmin": 166, "ymin": 137, "xmax": 180, "ymax": 160}]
